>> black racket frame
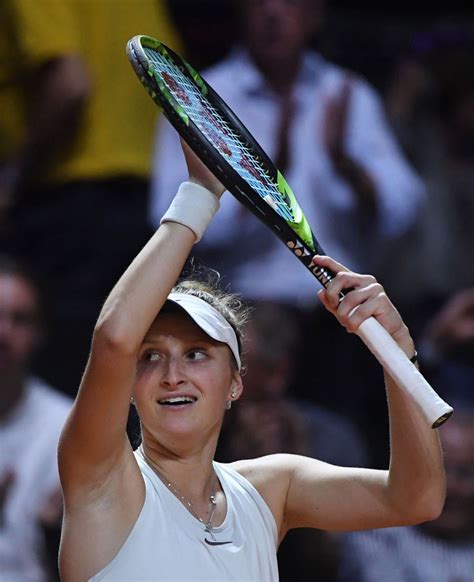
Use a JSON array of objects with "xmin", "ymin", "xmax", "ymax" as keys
[{"xmin": 127, "ymin": 37, "xmax": 334, "ymax": 288}]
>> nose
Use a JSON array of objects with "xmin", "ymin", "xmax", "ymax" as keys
[{"xmin": 160, "ymin": 358, "xmax": 186, "ymax": 388}]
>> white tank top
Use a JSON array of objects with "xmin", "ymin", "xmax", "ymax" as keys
[{"xmin": 89, "ymin": 448, "xmax": 279, "ymax": 581}]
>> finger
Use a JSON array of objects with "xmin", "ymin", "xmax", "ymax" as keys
[
  {"xmin": 324, "ymin": 271, "xmax": 377, "ymax": 309},
  {"xmin": 180, "ymin": 138, "xmax": 226, "ymax": 196},
  {"xmin": 344, "ymin": 294, "xmax": 403, "ymax": 336},
  {"xmin": 336, "ymin": 282, "xmax": 384, "ymax": 323},
  {"xmin": 311, "ymin": 254, "xmax": 350, "ymax": 274},
  {"xmin": 180, "ymin": 137, "xmax": 199, "ymax": 166},
  {"xmin": 317, "ymin": 288, "xmax": 338, "ymax": 316}
]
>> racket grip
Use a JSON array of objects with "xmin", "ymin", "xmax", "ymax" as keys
[{"xmin": 356, "ymin": 317, "xmax": 453, "ymax": 428}]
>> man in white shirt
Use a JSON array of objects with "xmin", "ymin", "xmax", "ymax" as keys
[
  {"xmin": 150, "ymin": 0, "xmax": 425, "ymax": 306},
  {"xmin": 338, "ymin": 402, "xmax": 474, "ymax": 582},
  {"xmin": 150, "ymin": 0, "xmax": 426, "ymax": 439},
  {"xmin": 0, "ymin": 255, "xmax": 72, "ymax": 581}
]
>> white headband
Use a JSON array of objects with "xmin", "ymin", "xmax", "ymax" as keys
[{"xmin": 166, "ymin": 293, "xmax": 241, "ymax": 371}]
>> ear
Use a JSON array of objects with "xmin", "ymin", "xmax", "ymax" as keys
[{"xmin": 229, "ymin": 373, "xmax": 244, "ymax": 402}]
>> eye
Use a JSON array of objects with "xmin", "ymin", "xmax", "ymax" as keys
[
  {"xmin": 187, "ymin": 349, "xmax": 207, "ymax": 362},
  {"xmin": 143, "ymin": 351, "xmax": 162, "ymax": 363}
]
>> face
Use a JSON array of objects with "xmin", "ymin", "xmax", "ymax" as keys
[
  {"xmin": 240, "ymin": 0, "xmax": 319, "ymax": 66},
  {"xmin": 134, "ymin": 312, "xmax": 242, "ymax": 443},
  {"xmin": 0, "ymin": 273, "xmax": 41, "ymax": 374}
]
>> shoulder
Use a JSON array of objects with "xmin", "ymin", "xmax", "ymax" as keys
[
  {"xmin": 229, "ymin": 456, "xmax": 296, "ymax": 503},
  {"xmin": 201, "ymin": 48, "xmax": 258, "ymax": 91},
  {"xmin": 11, "ymin": 0, "xmax": 81, "ymax": 57},
  {"xmin": 224, "ymin": 455, "xmax": 294, "ymax": 540},
  {"xmin": 226, "ymin": 454, "xmax": 346, "ymax": 540},
  {"xmin": 313, "ymin": 54, "xmax": 381, "ymax": 103},
  {"xmin": 17, "ymin": 377, "xmax": 73, "ymax": 433},
  {"xmin": 228, "ymin": 453, "xmax": 343, "ymax": 490},
  {"xmin": 203, "ymin": 48, "xmax": 247, "ymax": 75},
  {"xmin": 228, "ymin": 453, "xmax": 294, "ymax": 480}
]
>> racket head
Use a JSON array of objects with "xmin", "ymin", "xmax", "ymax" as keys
[{"xmin": 126, "ymin": 35, "xmax": 328, "ymax": 269}]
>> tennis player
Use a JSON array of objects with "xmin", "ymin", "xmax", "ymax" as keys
[{"xmin": 58, "ymin": 141, "xmax": 446, "ymax": 581}]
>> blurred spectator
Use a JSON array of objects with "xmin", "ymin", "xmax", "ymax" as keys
[
  {"xmin": 338, "ymin": 286, "xmax": 474, "ymax": 581},
  {"xmin": 150, "ymin": 0, "xmax": 426, "ymax": 451},
  {"xmin": 218, "ymin": 300, "xmax": 368, "ymax": 467},
  {"xmin": 0, "ymin": 0, "xmax": 182, "ymax": 395},
  {"xmin": 338, "ymin": 403, "xmax": 474, "ymax": 582},
  {"xmin": 0, "ymin": 255, "xmax": 72, "ymax": 581},
  {"xmin": 217, "ymin": 301, "xmax": 368, "ymax": 582},
  {"xmin": 151, "ymin": 0, "xmax": 425, "ymax": 305},
  {"xmin": 417, "ymin": 287, "xmax": 474, "ymax": 377},
  {"xmin": 381, "ymin": 23, "xmax": 474, "ymax": 305}
]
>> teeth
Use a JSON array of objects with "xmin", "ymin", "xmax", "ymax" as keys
[{"xmin": 159, "ymin": 396, "xmax": 195, "ymax": 405}]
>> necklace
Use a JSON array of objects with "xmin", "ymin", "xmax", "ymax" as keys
[{"xmin": 141, "ymin": 448, "xmax": 219, "ymax": 539}]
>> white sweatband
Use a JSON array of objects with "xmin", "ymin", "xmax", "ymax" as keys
[
  {"xmin": 167, "ymin": 293, "xmax": 241, "ymax": 371},
  {"xmin": 160, "ymin": 181, "xmax": 220, "ymax": 242}
]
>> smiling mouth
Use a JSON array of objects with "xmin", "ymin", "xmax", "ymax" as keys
[{"xmin": 158, "ymin": 396, "xmax": 197, "ymax": 406}]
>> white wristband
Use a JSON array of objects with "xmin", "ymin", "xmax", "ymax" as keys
[{"xmin": 160, "ymin": 181, "xmax": 220, "ymax": 242}]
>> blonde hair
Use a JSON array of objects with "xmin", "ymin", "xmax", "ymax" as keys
[{"xmin": 167, "ymin": 267, "xmax": 253, "ymax": 371}]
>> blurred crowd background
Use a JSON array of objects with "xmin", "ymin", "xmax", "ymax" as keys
[{"xmin": 0, "ymin": 1, "xmax": 472, "ymax": 581}]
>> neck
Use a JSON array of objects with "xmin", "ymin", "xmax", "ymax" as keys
[
  {"xmin": 141, "ymin": 435, "xmax": 218, "ymax": 501},
  {"xmin": 252, "ymin": 53, "xmax": 301, "ymax": 96},
  {"xmin": 141, "ymin": 435, "xmax": 229, "ymax": 538},
  {"xmin": 0, "ymin": 369, "xmax": 26, "ymax": 420}
]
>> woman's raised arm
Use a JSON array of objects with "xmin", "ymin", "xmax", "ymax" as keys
[
  {"xmin": 245, "ymin": 255, "xmax": 446, "ymax": 539},
  {"xmin": 58, "ymin": 141, "xmax": 225, "ymax": 490}
]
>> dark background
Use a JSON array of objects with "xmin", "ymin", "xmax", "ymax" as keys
[{"xmin": 165, "ymin": 1, "xmax": 473, "ymax": 93}]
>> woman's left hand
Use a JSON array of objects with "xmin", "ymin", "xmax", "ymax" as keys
[
  {"xmin": 313, "ymin": 255, "xmax": 414, "ymax": 355},
  {"xmin": 180, "ymin": 138, "xmax": 226, "ymax": 198}
]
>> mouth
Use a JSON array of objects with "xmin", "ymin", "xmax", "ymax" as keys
[{"xmin": 158, "ymin": 396, "xmax": 197, "ymax": 407}]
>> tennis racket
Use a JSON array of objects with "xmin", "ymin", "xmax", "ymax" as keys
[{"xmin": 126, "ymin": 35, "xmax": 453, "ymax": 428}]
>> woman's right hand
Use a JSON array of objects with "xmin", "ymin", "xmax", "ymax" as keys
[
  {"xmin": 313, "ymin": 254, "xmax": 415, "ymax": 357},
  {"xmin": 180, "ymin": 138, "xmax": 226, "ymax": 198}
]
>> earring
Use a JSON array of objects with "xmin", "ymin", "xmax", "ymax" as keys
[
  {"xmin": 225, "ymin": 390, "xmax": 236, "ymax": 410},
  {"xmin": 130, "ymin": 396, "xmax": 135, "ymax": 405}
]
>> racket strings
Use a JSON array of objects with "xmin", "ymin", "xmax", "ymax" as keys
[{"xmin": 144, "ymin": 47, "xmax": 295, "ymax": 223}]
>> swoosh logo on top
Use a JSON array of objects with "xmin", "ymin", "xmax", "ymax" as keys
[{"xmin": 204, "ymin": 538, "xmax": 233, "ymax": 546}]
